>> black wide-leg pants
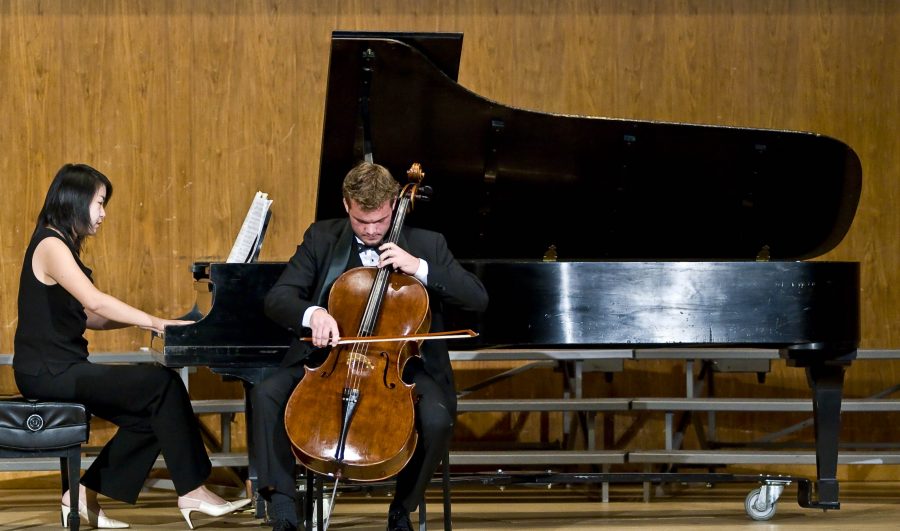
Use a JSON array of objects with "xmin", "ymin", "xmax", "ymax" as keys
[
  {"xmin": 15, "ymin": 362, "xmax": 211, "ymax": 504},
  {"xmin": 250, "ymin": 357, "xmax": 456, "ymax": 513}
]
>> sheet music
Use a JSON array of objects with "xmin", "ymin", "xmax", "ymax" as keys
[{"xmin": 226, "ymin": 191, "xmax": 273, "ymax": 263}]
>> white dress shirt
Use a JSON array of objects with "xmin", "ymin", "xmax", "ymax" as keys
[{"xmin": 301, "ymin": 238, "xmax": 429, "ymax": 327}]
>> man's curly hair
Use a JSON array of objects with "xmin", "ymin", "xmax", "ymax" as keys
[{"xmin": 342, "ymin": 161, "xmax": 400, "ymax": 210}]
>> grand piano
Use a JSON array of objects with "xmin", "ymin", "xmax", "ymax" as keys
[{"xmin": 154, "ymin": 31, "xmax": 861, "ymax": 512}]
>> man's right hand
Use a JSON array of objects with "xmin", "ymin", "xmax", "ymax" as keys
[{"xmin": 309, "ymin": 308, "xmax": 341, "ymax": 347}]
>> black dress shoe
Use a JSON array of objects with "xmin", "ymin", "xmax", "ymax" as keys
[
  {"xmin": 271, "ymin": 519, "xmax": 298, "ymax": 531},
  {"xmin": 386, "ymin": 510, "xmax": 413, "ymax": 531}
]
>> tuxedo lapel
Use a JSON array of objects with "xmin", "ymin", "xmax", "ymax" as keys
[{"xmin": 316, "ymin": 221, "xmax": 354, "ymax": 307}]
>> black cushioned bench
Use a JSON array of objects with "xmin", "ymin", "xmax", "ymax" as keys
[{"xmin": 0, "ymin": 398, "xmax": 90, "ymax": 530}]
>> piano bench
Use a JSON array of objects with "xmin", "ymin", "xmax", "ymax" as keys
[{"xmin": 0, "ymin": 398, "xmax": 90, "ymax": 530}]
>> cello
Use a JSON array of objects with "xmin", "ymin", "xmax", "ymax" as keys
[{"xmin": 283, "ymin": 163, "xmax": 431, "ymax": 482}]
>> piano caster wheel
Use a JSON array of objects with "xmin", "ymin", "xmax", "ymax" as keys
[{"xmin": 745, "ymin": 487, "xmax": 778, "ymax": 521}]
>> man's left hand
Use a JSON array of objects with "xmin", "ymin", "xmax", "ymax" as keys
[{"xmin": 377, "ymin": 242, "xmax": 420, "ymax": 275}]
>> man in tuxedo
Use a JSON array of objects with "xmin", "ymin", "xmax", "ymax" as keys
[{"xmin": 252, "ymin": 161, "xmax": 488, "ymax": 531}]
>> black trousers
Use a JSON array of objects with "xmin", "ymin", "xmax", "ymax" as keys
[
  {"xmin": 15, "ymin": 362, "xmax": 211, "ymax": 504},
  {"xmin": 250, "ymin": 356, "xmax": 456, "ymax": 513}
]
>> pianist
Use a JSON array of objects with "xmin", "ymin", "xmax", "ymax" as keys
[
  {"xmin": 13, "ymin": 164, "xmax": 251, "ymax": 529},
  {"xmin": 254, "ymin": 161, "xmax": 488, "ymax": 531}
]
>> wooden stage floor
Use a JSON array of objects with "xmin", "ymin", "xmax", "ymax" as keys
[{"xmin": 1, "ymin": 475, "xmax": 899, "ymax": 530}]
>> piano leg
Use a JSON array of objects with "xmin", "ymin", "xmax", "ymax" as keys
[
  {"xmin": 786, "ymin": 350, "xmax": 854, "ymax": 510},
  {"xmin": 242, "ymin": 380, "xmax": 267, "ymax": 519},
  {"xmin": 805, "ymin": 362, "xmax": 845, "ymax": 509}
]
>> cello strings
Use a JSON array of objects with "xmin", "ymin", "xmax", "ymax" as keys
[
  {"xmin": 347, "ymin": 268, "xmax": 385, "ymax": 392},
  {"xmin": 354, "ymin": 271, "xmax": 382, "ymax": 390},
  {"xmin": 346, "ymin": 273, "xmax": 374, "ymax": 391},
  {"xmin": 348, "ymin": 191, "xmax": 410, "ymax": 391},
  {"xmin": 341, "ymin": 190, "xmax": 415, "ymax": 430}
]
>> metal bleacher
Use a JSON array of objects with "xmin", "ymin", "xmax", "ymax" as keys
[{"xmin": 3, "ymin": 348, "xmax": 900, "ymax": 500}]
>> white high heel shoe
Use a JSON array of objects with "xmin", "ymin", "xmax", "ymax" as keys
[
  {"xmin": 61, "ymin": 500, "xmax": 130, "ymax": 529},
  {"xmin": 177, "ymin": 497, "xmax": 251, "ymax": 530}
]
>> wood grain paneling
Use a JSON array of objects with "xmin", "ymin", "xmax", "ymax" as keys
[{"xmin": 0, "ymin": 0, "xmax": 897, "ymax": 478}]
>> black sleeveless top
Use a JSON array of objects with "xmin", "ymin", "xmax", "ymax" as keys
[{"xmin": 13, "ymin": 227, "xmax": 92, "ymax": 376}]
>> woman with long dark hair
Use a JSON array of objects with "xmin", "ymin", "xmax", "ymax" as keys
[{"xmin": 13, "ymin": 163, "xmax": 250, "ymax": 529}]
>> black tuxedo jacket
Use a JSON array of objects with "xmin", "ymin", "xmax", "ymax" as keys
[{"xmin": 264, "ymin": 218, "xmax": 488, "ymax": 392}]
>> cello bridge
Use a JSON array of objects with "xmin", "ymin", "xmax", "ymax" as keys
[{"xmin": 346, "ymin": 350, "xmax": 375, "ymax": 370}]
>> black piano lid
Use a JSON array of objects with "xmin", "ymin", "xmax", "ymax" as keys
[
  {"xmin": 331, "ymin": 31, "xmax": 464, "ymax": 82},
  {"xmin": 316, "ymin": 32, "xmax": 862, "ymax": 261}
]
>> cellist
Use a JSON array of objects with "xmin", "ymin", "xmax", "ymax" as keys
[{"xmin": 253, "ymin": 161, "xmax": 488, "ymax": 531}]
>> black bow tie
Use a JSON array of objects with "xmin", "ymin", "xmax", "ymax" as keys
[{"xmin": 356, "ymin": 242, "xmax": 381, "ymax": 254}]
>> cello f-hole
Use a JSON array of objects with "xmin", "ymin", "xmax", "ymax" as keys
[{"xmin": 380, "ymin": 351, "xmax": 396, "ymax": 389}]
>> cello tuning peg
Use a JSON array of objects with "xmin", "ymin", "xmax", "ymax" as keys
[{"xmin": 415, "ymin": 186, "xmax": 433, "ymax": 201}]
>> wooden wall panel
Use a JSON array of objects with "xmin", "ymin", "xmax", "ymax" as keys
[
  {"xmin": 0, "ymin": 0, "xmax": 897, "ymax": 480},
  {"xmin": 1, "ymin": 1, "xmax": 66, "ymax": 393}
]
